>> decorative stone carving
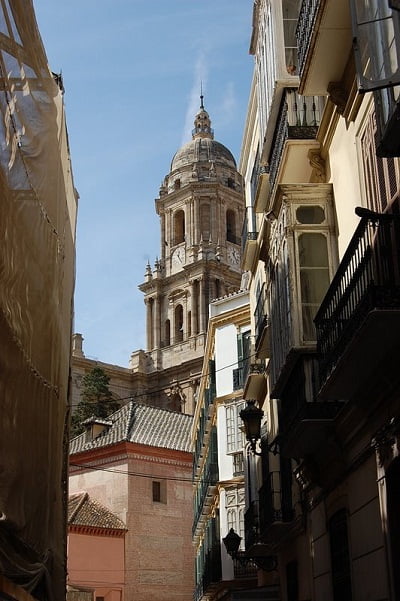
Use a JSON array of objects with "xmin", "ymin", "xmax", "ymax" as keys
[
  {"xmin": 308, "ymin": 148, "xmax": 326, "ymax": 182},
  {"xmin": 167, "ymin": 382, "xmax": 186, "ymax": 410}
]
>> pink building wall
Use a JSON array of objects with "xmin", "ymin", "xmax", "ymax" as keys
[
  {"xmin": 68, "ymin": 530, "xmax": 125, "ymax": 601},
  {"xmin": 69, "ymin": 442, "xmax": 194, "ymax": 601}
]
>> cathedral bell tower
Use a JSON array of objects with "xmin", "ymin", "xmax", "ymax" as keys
[{"xmin": 138, "ymin": 97, "xmax": 244, "ymax": 414}]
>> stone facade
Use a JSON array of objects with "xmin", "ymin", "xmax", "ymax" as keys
[{"xmin": 69, "ymin": 404, "xmax": 194, "ymax": 601}]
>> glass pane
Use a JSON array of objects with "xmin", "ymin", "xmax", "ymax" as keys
[
  {"xmin": 302, "ymin": 305, "xmax": 317, "ymax": 341},
  {"xmin": 353, "ymin": 0, "xmax": 400, "ymax": 89},
  {"xmin": 358, "ymin": 18, "xmax": 397, "ymax": 81},
  {"xmin": 356, "ymin": 0, "xmax": 391, "ymax": 24},
  {"xmin": 283, "ymin": 19, "xmax": 298, "ymax": 47},
  {"xmin": 296, "ymin": 206, "xmax": 325, "ymax": 224},
  {"xmin": 298, "ymin": 233, "xmax": 329, "ymax": 267},
  {"xmin": 283, "ymin": 0, "xmax": 301, "ymax": 20},
  {"xmin": 300, "ymin": 268, "xmax": 330, "ymax": 303}
]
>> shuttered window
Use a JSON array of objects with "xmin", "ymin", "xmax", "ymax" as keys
[{"xmin": 361, "ymin": 111, "xmax": 400, "ymax": 212}]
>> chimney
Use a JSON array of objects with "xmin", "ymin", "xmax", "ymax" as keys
[{"xmin": 72, "ymin": 333, "xmax": 85, "ymax": 358}]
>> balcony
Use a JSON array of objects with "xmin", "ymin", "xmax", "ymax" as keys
[
  {"xmin": 194, "ymin": 541, "xmax": 222, "ymax": 601},
  {"xmin": 243, "ymin": 362, "xmax": 267, "ymax": 401},
  {"xmin": 241, "ymin": 206, "xmax": 258, "ymax": 271},
  {"xmin": 315, "ymin": 211, "xmax": 400, "ymax": 402},
  {"xmin": 279, "ymin": 355, "xmax": 345, "ymax": 458},
  {"xmin": 268, "ymin": 89, "xmax": 321, "ymax": 201},
  {"xmin": 297, "ymin": 0, "xmax": 352, "ymax": 96},
  {"xmin": 254, "ymin": 166, "xmax": 270, "ymax": 214},
  {"xmin": 254, "ymin": 283, "xmax": 271, "ymax": 359},
  {"xmin": 258, "ymin": 472, "xmax": 298, "ymax": 546},
  {"xmin": 244, "ymin": 501, "xmax": 260, "ymax": 549},
  {"xmin": 193, "ymin": 462, "xmax": 219, "ymax": 533}
]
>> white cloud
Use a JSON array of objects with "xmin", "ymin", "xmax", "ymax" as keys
[
  {"xmin": 219, "ymin": 81, "xmax": 236, "ymax": 125},
  {"xmin": 181, "ymin": 52, "xmax": 208, "ymax": 146}
]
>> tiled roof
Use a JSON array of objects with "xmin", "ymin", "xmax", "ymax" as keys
[
  {"xmin": 68, "ymin": 492, "xmax": 126, "ymax": 531},
  {"xmin": 70, "ymin": 401, "xmax": 193, "ymax": 456}
]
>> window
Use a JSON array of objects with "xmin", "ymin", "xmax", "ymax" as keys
[
  {"xmin": 298, "ymin": 233, "xmax": 330, "ymax": 341},
  {"xmin": 152, "ymin": 481, "xmax": 161, "ymax": 502},
  {"xmin": 329, "ymin": 509, "xmax": 352, "ymax": 601},
  {"xmin": 200, "ymin": 203, "xmax": 210, "ymax": 241},
  {"xmin": 226, "ymin": 209, "xmax": 236, "ymax": 243},
  {"xmin": 175, "ymin": 304, "xmax": 183, "ymax": 342},
  {"xmin": 361, "ymin": 110, "xmax": 400, "ymax": 210},
  {"xmin": 165, "ymin": 319, "xmax": 170, "ymax": 346},
  {"xmin": 296, "ymin": 205, "xmax": 325, "ymax": 224},
  {"xmin": 174, "ymin": 210, "xmax": 185, "ymax": 244},
  {"xmin": 226, "ymin": 402, "xmax": 245, "ymax": 453},
  {"xmin": 232, "ymin": 452, "xmax": 244, "ymax": 476},
  {"xmin": 226, "ymin": 487, "xmax": 245, "ymax": 545},
  {"xmin": 283, "ymin": 0, "xmax": 301, "ymax": 75},
  {"xmin": 351, "ymin": 0, "xmax": 400, "ymax": 91},
  {"xmin": 152, "ymin": 480, "xmax": 167, "ymax": 503}
]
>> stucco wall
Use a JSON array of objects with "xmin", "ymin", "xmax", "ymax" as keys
[
  {"xmin": 68, "ymin": 531, "xmax": 125, "ymax": 601},
  {"xmin": 69, "ymin": 445, "xmax": 194, "ymax": 601}
]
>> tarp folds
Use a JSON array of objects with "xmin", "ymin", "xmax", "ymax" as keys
[{"xmin": 0, "ymin": 2, "xmax": 77, "ymax": 600}]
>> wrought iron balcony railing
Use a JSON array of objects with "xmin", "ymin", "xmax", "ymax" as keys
[
  {"xmin": 315, "ymin": 211, "xmax": 400, "ymax": 387},
  {"xmin": 241, "ymin": 206, "xmax": 258, "ymax": 255},
  {"xmin": 258, "ymin": 473, "xmax": 294, "ymax": 535},
  {"xmin": 268, "ymin": 88, "xmax": 320, "ymax": 196},
  {"xmin": 244, "ymin": 501, "xmax": 260, "ymax": 549},
  {"xmin": 194, "ymin": 542, "xmax": 222, "ymax": 601},
  {"xmin": 193, "ymin": 461, "xmax": 219, "ymax": 530},
  {"xmin": 296, "ymin": 0, "xmax": 321, "ymax": 78}
]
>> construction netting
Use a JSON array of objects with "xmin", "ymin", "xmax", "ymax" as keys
[{"xmin": 0, "ymin": 1, "xmax": 77, "ymax": 600}]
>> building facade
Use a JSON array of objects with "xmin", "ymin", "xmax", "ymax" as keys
[
  {"xmin": 192, "ymin": 290, "xmax": 280, "ymax": 601},
  {"xmin": 69, "ymin": 402, "xmax": 194, "ymax": 601},
  {"xmin": 67, "ymin": 492, "xmax": 126, "ymax": 601},
  {"xmin": 238, "ymin": 1, "xmax": 400, "ymax": 600}
]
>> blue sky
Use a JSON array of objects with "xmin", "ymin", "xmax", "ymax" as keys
[{"xmin": 33, "ymin": 1, "xmax": 254, "ymax": 366}]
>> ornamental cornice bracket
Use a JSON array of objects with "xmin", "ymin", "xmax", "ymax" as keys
[{"xmin": 308, "ymin": 148, "xmax": 326, "ymax": 183}]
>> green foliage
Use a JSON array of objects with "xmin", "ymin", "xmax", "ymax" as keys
[{"xmin": 70, "ymin": 366, "xmax": 120, "ymax": 438}]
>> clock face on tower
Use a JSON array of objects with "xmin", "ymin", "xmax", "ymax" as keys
[
  {"xmin": 227, "ymin": 246, "xmax": 240, "ymax": 266},
  {"xmin": 171, "ymin": 246, "xmax": 186, "ymax": 270}
]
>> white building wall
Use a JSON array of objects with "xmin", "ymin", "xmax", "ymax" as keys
[
  {"xmin": 215, "ymin": 323, "xmax": 239, "ymax": 397},
  {"xmin": 328, "ymin": 95, "xmax": 373, "ymax": 258}
]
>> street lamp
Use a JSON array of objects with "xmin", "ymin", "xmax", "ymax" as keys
[
  {"xmin": 222, "ymin": 528, "xmax": 277, "ymax": 572},
  {"xmin": 240, "ymin": 400, "xmax": 264, "ymax": 455}
]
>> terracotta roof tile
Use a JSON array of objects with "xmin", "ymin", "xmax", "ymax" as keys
[
  {"xmin": 70, "ymin": 401, "xmax": 193, "ymax": 456},
  {"xmin": 68, "ymin": 492, "xmax": 126, "ymax": 531}
]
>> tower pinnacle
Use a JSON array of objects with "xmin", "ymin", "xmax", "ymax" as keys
[{"xmin": 192, "ymin": 92, "xmax": 214, "ymax": 140}]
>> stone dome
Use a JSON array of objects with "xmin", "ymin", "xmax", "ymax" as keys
[
  {"xmin": 170, "ymin": 96, "xmax": 237, "ymax": 173},
  {"xmin": 171, "ymin": 137, "xmax": 237, "ymax": 172}
]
